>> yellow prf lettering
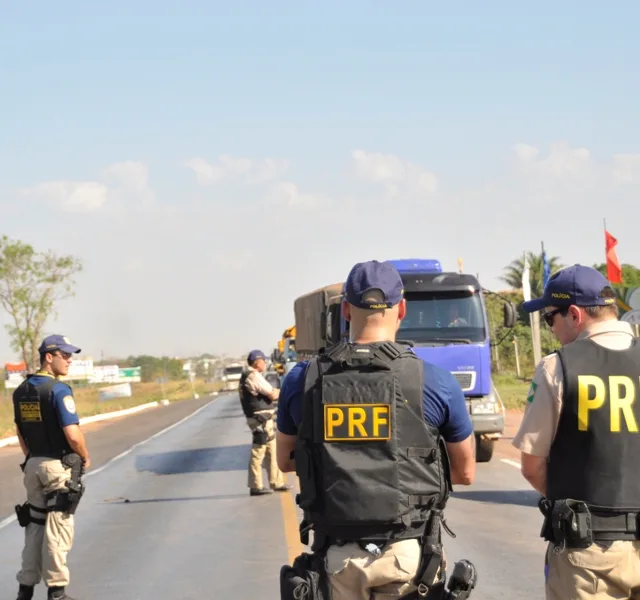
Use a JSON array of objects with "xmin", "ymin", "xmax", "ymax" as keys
[
  {"xmin": 348, "ymin": 407, "xmax": 367, "ymax": 437},
  {"xmin": 323, "ymin": 404, "xmax": 391, "ymax": 441},
  {"xmin": 578, "ymin": 375, "xmax": 605, "ymax": 431},
  {"xmin": 372, "ymin": 406, "xmax": 388, "ymax": 437},
  {"xmin": 609, "ymin": 376, "xmax": 638, "ymax": 433},
  {"xmin": 326, "ymin": 407, "xmax": 344, "ymax": 438}
]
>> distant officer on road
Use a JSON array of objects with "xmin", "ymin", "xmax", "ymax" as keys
[
  {"xmin": 277, "ymin": 260, "xmax": 477, "ymax": 600},
  {"xmin": 240, "ymin": 349, "xmax": 290, "ymax": 496},
  {"xmin": 13, "ymin": 335, "xmax": 90, "ymax": 600},
  {"xmin": 513, "ymin": 265, "xmax": 640, "ymax": 600}
]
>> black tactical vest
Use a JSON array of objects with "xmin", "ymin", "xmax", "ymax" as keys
[
  {"xmin": 13, "ymin": 375, "xmax": 73, "ymax": 459},
  {"xmin": 548, "ymin": 337, "xmax": 640, "ymax": 508},
  {"xmin": 239, "ymin": 370, "xmax": 273, "ymax": 418},
  {"xmin": 295, "ymin": 341, "xmax": 451, "ymax": 543}
]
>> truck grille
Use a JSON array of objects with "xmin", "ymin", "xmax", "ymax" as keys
[{"xmin": 452, "ymin": 372, "xmax": 475, "ymax": 391}]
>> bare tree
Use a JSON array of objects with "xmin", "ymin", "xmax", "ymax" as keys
[{"xmin": 0, "ymin": 236, "xmax": 82, "ymax": 372}]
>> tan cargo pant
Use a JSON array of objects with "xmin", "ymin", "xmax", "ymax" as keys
[
  {"xmin": 16, "ymin": 457, "xmax": 75, "ymax": 588},
  {"xmin": 325, "ymin": 538, "xmax": 432, "ymax": 600},
  {"xmin": 546, "ymin": 540, "xmax": 640, "ymax": 599},
  {"xmin": 246, "ymin": 411, "xmax": 285, "ymax": 490}
]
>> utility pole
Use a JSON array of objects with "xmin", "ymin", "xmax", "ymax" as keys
[{"xmin": 513, "ymin": 336, "xmax": 521, "ymax": 378}]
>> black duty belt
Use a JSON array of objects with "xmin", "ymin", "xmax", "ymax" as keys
[
  {"xmin": 588, "ymin": 510, "xmax": 640, "ymax": 541},
  {"xmin": 539, "ymin": 498, "xmax": 640, "ymax": 548}
]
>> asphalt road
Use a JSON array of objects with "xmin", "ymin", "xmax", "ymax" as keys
[{"xmin": 0, "ymin": 393, "xmax": 546, "ymax": 599}]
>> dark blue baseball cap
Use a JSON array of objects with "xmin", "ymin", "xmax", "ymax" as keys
[
  {"xmin": 521, "ymin": 264, "xmax": 615, "ymax": 313},
  {"xmin": 38, "ymin": 334, "xmax": 81, "ymax": 355},
  {"xmin": 345, "ymin": 260, "xmax": 404, "ymax": 309},
  {"xmin": 247, "ymin": 349, "xmax": 266, "ymax": 363}
]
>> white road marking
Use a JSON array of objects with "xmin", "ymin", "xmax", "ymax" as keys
[
  {"xmin": 501, "ymin": 458, "xmax": 522, "ymax": 469},
  {"xmin": 0, "ymin": 396, "xmax": 219, "ymax": 531}
]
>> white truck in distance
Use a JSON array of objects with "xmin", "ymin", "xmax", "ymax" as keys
[{"xmin": 221, "ymin": 363, "xmax": 244, "ymax": 391}]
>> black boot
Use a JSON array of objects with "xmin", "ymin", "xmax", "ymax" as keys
[
  {"xmin": 16, "ymin": 584, "xmax": 34, "ymax": 600},
  {"xmin": 47, "ymin": 586, "xmax": 75, "ymax": 600}
]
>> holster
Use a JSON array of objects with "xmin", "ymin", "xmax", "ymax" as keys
[
  {"xmin": 14, "ymin": 502, "xmax": 46, "ymax": 527},
  {"xmin": 539, "ymin": 497, "xmax": 593, "ymax": 551},
  {"xmin": 252, "ymin": 427, "xmax": 268, "ymax": 446},
  {"xmin": 413, "ymin": 510, "xmax": 447, "ymax": 597},
  {"xmin": 279, "ymin": 551, "xmax": 330, "ymax": 600},
  {"xmin": 46, "ymin": 453, "xmax": 86, "ymax": 515}
]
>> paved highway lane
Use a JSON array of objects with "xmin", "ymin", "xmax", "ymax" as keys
[
  {"xmin": 0, "ymin": 393, "xmax": 291, "ymax": 599},
  {"xmin": 0, "ymin": 393, "xmax": 547, "ymax": 599}
]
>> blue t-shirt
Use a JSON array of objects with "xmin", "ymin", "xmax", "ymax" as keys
[
  {"xmin": 277, "ymin": 358, "xmax": 473, "ymax": 444},
  {"xmin": 27, "ymin": 375, "xmax": 80, "ymax": 427}
]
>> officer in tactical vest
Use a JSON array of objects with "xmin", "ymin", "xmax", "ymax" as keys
[
  {"xmin": 240, "ymin": 349, "xmax": 291, "ymax": 496},
  {"xmin": 513, "ymin": 264, "xmax": 640, "ymax": 600},
  {"xmin": 13, "ymin": 335, "xmax": 90, "ymax": 600},
  {"xmin": 276, "ymin": 260, "xmax": 478, "ymax": 600}
]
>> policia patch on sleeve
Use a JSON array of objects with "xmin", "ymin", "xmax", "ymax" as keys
[
  {"xmin": 63, "ymin": 395, "xmax": 77, "ymax": 414},
  {"xmin": 19, "ymin": 402, "xmax": 42, "ymax": 422},
  {"xmin": 324, "ymin": 404, "xmax": 391, "ymax": 441}
]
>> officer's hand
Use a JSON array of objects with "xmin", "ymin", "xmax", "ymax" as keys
[{"xmin": 83, "ymin": 457, "xmax": 91, "ymax": 471}]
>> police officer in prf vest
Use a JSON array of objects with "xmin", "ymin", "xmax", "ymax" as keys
[
  {"xmin": 513, "ymin": 265, "xmax": 640, "ymax": 600},
  {"xmin": 276, "ymin": 260, "xmax": 478, "ymax": 600},
  {"xmin": 13, "ymin": 335, "xmax": 90, "ymax": 600}
]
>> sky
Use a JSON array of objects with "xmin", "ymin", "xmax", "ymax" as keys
[{"xmin": 1, "ymin": 1, "xmax": 639, "ymax": 362}]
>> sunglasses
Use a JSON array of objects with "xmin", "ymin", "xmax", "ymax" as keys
[{"xmin": 541, "ymin": 307, "xmax": 569, "ymax": 327}]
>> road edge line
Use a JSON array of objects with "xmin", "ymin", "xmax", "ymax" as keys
[
  {"xmin": 280, "ymin": 473, "xmax": 304, "ymax": 564},
  {"xmin": 0, "ymin": 394, "xmax": 221, "ymax": 531}
]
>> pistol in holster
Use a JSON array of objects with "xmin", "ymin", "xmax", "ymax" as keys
[
  {"xmin": 539, "ymin": 497, "xmax": 593, "ymax": 552},
  {"xmin": 47, "ymin": 453, "xmax": 86, "ymax": 515}
]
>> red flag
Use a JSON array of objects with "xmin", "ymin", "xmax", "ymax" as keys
[{"xmin": 605, "ymin": 230, "xmax": 623, "ymax": 284}]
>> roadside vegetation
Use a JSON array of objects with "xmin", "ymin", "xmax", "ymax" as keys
[{"xmin": 0, "ymin": 379, "xmax": 223, "ymax": 439}]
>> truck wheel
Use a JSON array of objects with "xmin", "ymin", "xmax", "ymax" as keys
[{"xmin": 475, "ymin": 435, "xmax": 494, "ymax": 463}]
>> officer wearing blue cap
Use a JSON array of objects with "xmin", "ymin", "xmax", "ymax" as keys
[
  {"xmin": 13, "ymin": 334, "xmax": 90, "ymax": 600},
  {"xmin": 239, "ymin": 349, "xmax": 290, "ymax": 496},
  {"xmin": 277, "ymin": 260, "xmax": 476, "ymax": 600},
  {"xmin": 512, "ymin": 264, "xmax": 640, "ymax": 600}
]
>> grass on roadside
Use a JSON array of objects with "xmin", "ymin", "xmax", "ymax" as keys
[
  {"xmin": 494, "ymin": 373, "xmax": 532, "ymax": 411},
  {"xmin": 0, "ymin": 379, "xmax": 223, "ymax": 440}
]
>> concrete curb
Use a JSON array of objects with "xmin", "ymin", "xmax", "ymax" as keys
[{"xmin": 0, "ymin": 400, "xmax": 162, "ymax": 449}]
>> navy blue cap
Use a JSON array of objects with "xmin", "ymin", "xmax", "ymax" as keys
[
  {"xmin": 247, "ymin": 349, "xmax": 266, "ymax": 363},
  {"xmin": 345, "ymin": 260, "xmax": 404, "ymax": 309},
  {"xmin": 38, "ymin": 334, "xmax": 81, "ymax": 355},
  {"xmin": 521, "ymin": 264, "xmax": 615, "ymax": 313}
]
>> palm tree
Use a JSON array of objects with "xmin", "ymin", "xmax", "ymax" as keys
[{"xmin": 501, "ymin": 251, "xmax": 564, "ymax": 298}]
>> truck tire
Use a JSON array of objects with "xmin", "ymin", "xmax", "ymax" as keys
[{"xmin": 475, "ymin": 434, "xmax": 494, "ymax": 463}]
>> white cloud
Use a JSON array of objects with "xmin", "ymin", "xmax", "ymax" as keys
[
  {"xmin": 103, "ymin": 161, "xmax": 150, "ymax": 191},
  {"xmin": 612, "ymin": 154, "xmax": 640, "ymax": 184},
  {"xmin": 513, "ymin": 143, "xmax": 539, "ymax": 162},
  {"xmin": 513, "ymin": 141, "xmax": 590, "ymax": 177},
  {"xmin": 351, "ymin": 149, "xmax": 437, "ymax": 196},
  {"xmin": 20, "ymin": 160, "xmax": 155, "ymax": 214},
  {"xmin": 184, "ymin": 154, "xmax": 289, "ymax": 185},
  {"xmin": 269, "ymin": 181, "xmax": 322, "ymax": 208},
  {"xmin": 21, "ymin": 181, "xmax": 108, "ymax": 213}
]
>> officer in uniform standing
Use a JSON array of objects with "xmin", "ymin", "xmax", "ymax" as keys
[
  {"xmin": 513, "ymin": 264, "xmax": 640, "ymax": 600},
  {"xmin": 13, "ymin": 335, "xmax": 90, "ymax": 600},
  {"xmin": 276, "ymin": 260, "xmax": 477, "ymax": 600},
  {"xmin": 240, "ymin": 349, "xmax": 291, "ymax": 496}
]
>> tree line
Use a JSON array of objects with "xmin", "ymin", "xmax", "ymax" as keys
[
  {"xmin": 488, "ymin": 251, "xmax": 640, "ymax": 378},
  {"xmin": 1, "ymin": 234, "xmax": 638, "ymax": 381}
]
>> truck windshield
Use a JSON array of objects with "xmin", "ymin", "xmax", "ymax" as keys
[
  {"xmin": 224, "ymin": 366, "xmax": 244, "ymax": 376},
  {"xmin": 399, "ymin": 290, "xmax": 487, "ymax": 344}
]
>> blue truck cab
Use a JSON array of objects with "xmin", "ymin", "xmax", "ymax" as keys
[{"xmin": 336, "ymin": 258, "xmax": 516, "ymax": 462}]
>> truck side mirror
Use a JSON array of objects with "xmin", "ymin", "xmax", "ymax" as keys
[{"xmin": 503, "ymin": 302, "xmax": 516, "ymax": 328}]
